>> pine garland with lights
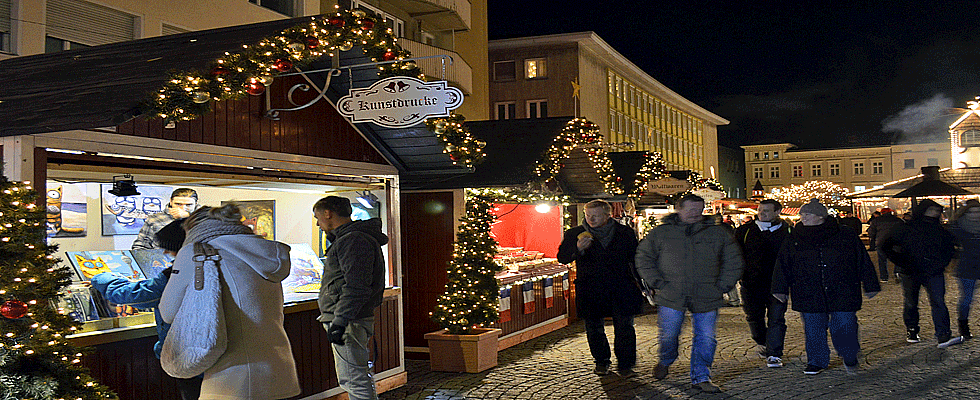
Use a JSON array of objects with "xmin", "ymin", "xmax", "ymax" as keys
[
  {"xmin": 0, "ymin": 178, "xmax": 115, "ymax": 400},
  {"xmin": 766, "ymin": 180, "xmax": 850, "ymax": 207},
  {"xmin": 144, "ymin": 7, "xmax": 421, "ymax": 121},
  {"xmin": 469, "ymin": 187, "xmax": 571, "ymax": 230},
  {"xmin": 431, "ymin": 192, "xmax": 503, "ymax": 335},
  {"xmin": 426, "ymin": 114, "xmax": 486, "ymax": 168}
]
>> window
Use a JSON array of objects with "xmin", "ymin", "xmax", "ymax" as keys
[
  {"xmin": 754, "ymin": 152, "xmax": 760, "ymax": 160},
  {"xmin": 494, "ymin": 102, "xmax": 516, "ymax": 120},
  {"xmin": 792, "ymin": 165, "xmax": 803, "ymax": 177},
  {"xmin": 764, "ymin": 152, "xmax": 770, "ymax": 160},
  {"xmin": 527, "ymin": 100, "xmax": 548, "ymax": 119},
  {"xmin": 162, "ymin": 24, "xmax": 189, "ymax": 36},
  {"xmin": 352, "ymin": 1, "xmax": 404, "ymax": 37},
  {"xmin": 872, "ymin": 161, "xmax": 883, "ymax": 174},
  {"xmin": 904, "ymin": 159, "xmax": 915, "ymax": 169},
  {"xmin": 812, "ymin": 164, "xmax": 822, "ymax": 177},
  {"xmin": 493, "ymin": 61, "xmax": 516, "ymax": 81},
  {"xmin": 0, "ymin": 32, "xmax": 8, "ymax": 53},
  {"xmin": 250, "ymin": 0, "xmax": 295, "ymax": 16},
  {"xmin": 830, "ymin": 163, "xmax": 840, "ymax": 176},
  {"xmin": 46, "ymin": 0, "xmax": 136, "ymax": 47},
  {"xmin": 855, "ymin": 185, "xmax": 866, "ymax": 192},
  {"xmin": 0, "ymin": 0, "xmax": 8, "ymax": 53},
  {"xmin": 962, "ymin": 129, "xmax": 980, "ymax": 147},
  {"xmin": 773, "ymin": 151, "xmax": 780, "ymax": 159},
  {"xmin": 45, "ymin": 36, "xmax": 89, "ymax": 52},
  {"xmin": 525, "ymin": 58, "xmax": 547, "ymax": 79},
  {"xmin": 853, "ymin": 162, "xmax": 864, "ymax": 175},
  {"xmin": 928, "ymin": 158, "xmax": 939, "ymax": 166},
  {"xmin": 754, "ymin": 167, "xmax": 763, "ymax": 179},
  {"xmin": 769, "ymin": 166, "xmax": 780, "ymax": 178}
]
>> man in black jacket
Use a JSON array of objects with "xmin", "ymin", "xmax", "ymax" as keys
[
  {"xmin": 735, "ymin": 199, "xmax": 790, "ymax": 368},
  {"xmin": 868, "ymin": 208, "xmax": 904, "ymax": 282},
  {"xmin": 882, "ymin": 199, "xmax": 961, "ymax": 348}
]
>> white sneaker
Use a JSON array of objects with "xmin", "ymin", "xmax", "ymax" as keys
[
  {"xmin": 938, "ymin": 336, "xmax": 964, "ymax": 349},
  {"xmin": 766, "ymin": 356, "xmax": 783, "ymax": 368}
]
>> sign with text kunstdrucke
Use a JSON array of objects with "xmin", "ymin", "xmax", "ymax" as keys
[{"xmin": 337, "ymin": 76, "xmax": 463, "ymax": 128}]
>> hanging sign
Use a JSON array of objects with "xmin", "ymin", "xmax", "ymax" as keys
[
  {"xmin": 337, "ymin": 76, "xmax": 463, "ymax": 128},
  {"xmin": 648, "ymin": 177, "xmax": 692, "ymax": 195},
  {"xmin": 692, "ymin": 187, "xmax": 726, "ymax": 202}
]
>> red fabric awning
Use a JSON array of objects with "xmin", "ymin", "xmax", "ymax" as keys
[{"xmin": 781, "ymin": 207, "xmax": 800, "ymax": 215}]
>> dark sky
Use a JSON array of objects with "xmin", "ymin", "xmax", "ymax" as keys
[{"xmin": 488, "ymin": 2, "xmax": 980, "ymax": 150}]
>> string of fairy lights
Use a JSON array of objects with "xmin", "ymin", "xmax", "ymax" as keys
[
  {"xmin": 0, "ymin": 179, "xmax": 114, "ymax": 399},
  {"xmin": 426, "ymin": 115, "xmax": 487, "ymax": 168},
  {"xmin": 766, "ymin": 180, "xmax": 851, "ymax": 207}
]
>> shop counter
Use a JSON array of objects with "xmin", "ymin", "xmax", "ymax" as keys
[{"xmin": 491, "ymin": 265, "xmax": 570, "ymax": 350}]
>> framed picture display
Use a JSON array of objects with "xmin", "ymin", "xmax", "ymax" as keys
[
  {"xmin": 131, "ymin": 248, "xmax": 173, "ymax": 279},
  {"xmin": 65, "ymin": 250, "xmax": 143, "ymax": 281},
  {"xmin": 101, "ymin": 184, "xmax": 173, "ymax": 236},
  {"xmin": 224, "ymin": 200, "xmax": 275, "ymax": 240},
  {"xmin": 282, "ymin": 243, "xmax": 324, "ymax": 304},
  {"xmin": 45, "ymin": 181, "xmax": 88, "ymax": 238}
]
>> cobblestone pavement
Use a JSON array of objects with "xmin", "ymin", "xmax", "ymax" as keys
[{"xmin": 382, "ymin": 257, "xmax": 980, "ymax": 399}]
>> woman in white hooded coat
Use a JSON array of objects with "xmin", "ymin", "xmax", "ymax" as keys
[{"xmin": 160, "ymin": 204, "xmax": 301, "ymax": 400}]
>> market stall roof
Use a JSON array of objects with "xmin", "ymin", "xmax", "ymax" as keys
[
  {"xmin": 848, "ymin": 166, "xmax": 980, "ymax": 199},
  {"xmin": 0, "ymin": 15, "xmax": 461, "ymax": 174}
]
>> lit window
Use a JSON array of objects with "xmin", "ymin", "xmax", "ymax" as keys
[
  {"xmin": 854, "ymin": 185, "xmax": 866, "ymax": 192},
  {"xmin": 764, "ymin": 152, "xmax": 770, "ymax": 160},
  {"xmin": 773, "ymin": 151, "xmax": 779, "ymax": 159},
  {"xmin": 525, "ymin": 58, "xmax": 547, "ymax": 79}
]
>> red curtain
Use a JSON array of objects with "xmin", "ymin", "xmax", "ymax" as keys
[{"xmin": 490, "ymin": 203, "xmax": 562, "ymax": 257}]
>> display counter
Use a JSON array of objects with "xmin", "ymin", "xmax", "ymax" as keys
[
  {"xmin": 70, "ymin": 287, "xmax": 404, "ymax": 400},
  {"xmin": 490, "ymin": 248, "xmax": 569, "ymax": 350}
]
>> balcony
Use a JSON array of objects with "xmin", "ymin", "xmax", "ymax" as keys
[
  {"xmin": 385, "ymin": 0, "xmax": 471, "ymax": 31},
  {"xmin": 397, "ymin": 38, "xmax": 472, "ymax": 95}
]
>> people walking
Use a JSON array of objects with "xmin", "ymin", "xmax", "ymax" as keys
[
  {"xmin": 881, "ymin": 199, "xmax": 961, "ymax": 348},
  {"xmin": 635, "ymin": 194, "xmax": 744, "ymax": 393},
  {"xmin": 734, "ymin": 199, "xmax": 790, "ymax": 368},
  {"xmin": 867, "ymin": 208, "xmax": 904, "ymax": 282},
  {"xmin": 949, "ymin": 199, "xmax": 980, "ymax": 340},
  {"xmin": 772, "ymin": 199, "xmax": 880, "ymax": 375},
  {"xmin": 557, "ymin": 199, "xmax": 643, "ymax": 378}
]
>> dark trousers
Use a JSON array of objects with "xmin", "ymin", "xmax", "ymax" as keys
[
  {"xmin": 877, "ymin": 248, "xmax": 891, "ymax": 280},
  {"xmin": 900, "ymin": 273, "xmax": 952, "ymax": 340},
  {"xmin": 584, "ymin": 314, "xmax": 636, "ymax": 370},
  {"xmin": 175, "ymin": 375, "xmax": 203, "ymax": 400},
  {"xmin": 741, "ymin": 284, "xmax": 787, "ymax": 357}
]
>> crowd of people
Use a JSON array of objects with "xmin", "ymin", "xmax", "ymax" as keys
[{"xmin": 558, "ymin": 195, "xmax": 980, "ymax": 393}]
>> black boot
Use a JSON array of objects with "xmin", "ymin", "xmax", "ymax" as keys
[
  {"xmin": 907, "ymin": 327, "xmax": 921, "ymax": 343},
  {"xmin": 959, "ymin": 319, "xmax": 972, "ymax": 340}
]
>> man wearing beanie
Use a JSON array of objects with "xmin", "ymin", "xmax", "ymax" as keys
[
  {"xmin": 772, "ymin": 199, "xmax": 880, "ymax": 375},
  {"xmin": 882, "ymin": 199, "xmax": 961, "ymax": 347}
]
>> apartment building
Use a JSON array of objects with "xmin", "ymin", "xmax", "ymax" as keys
[
  {"xmin": 0, "ymin": 0, "xmax": 487, "ymax": 118},
  {"xmin": 488, "ymin": 32, "xmax": 728, "ymax": 175},
  {"xmin": 743, "ymin": 142, "xmax": 952, "ymax": 194}
]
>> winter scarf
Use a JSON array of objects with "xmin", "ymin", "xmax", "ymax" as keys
[
  {"xmin": 183, "ymin": 218, "xmax": 254, "ymax": 245},
  {"xmin": 585, "ymin": 220, "xmax": 616, "ymax": 249}
]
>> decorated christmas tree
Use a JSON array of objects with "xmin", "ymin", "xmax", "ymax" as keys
[
  {"xmin": 431, "ymin": 191, "xmax": 503, "ymax": 334},
  {"xmin": 0, "ymin": 177, "xmax": 115, "ymax": 399}
]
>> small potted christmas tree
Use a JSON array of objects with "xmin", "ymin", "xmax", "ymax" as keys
[
  {"xmin": 425, "ymin": 192, "xmax": 503, "ymax": 373},
  {"xmin": 0, "ymin": 176, "xmax": 115, "ymax": 399}
]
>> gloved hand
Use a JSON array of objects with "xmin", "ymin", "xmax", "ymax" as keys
[
  {"xmin": 327, "ymin": 323, "xmax": 346, "ymax": 345},
  {"xmin": 865, "ymin": 291, "xmax": 879, "ymax": 299}
]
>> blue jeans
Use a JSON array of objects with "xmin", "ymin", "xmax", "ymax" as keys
[
  {"xmin": 658, "ymin": 306, "xmax": 718, "ymax": 384},
  {"xmin": 584, "ymin": 314, "xmax": 636, "ymax": 370},
  {"xmin": 800, "ymin": 312, "xmax": 859, "ymax": 368},
  {"xmin": 900, "ymin": 273, "xmax": 951, "ymax": 340},
  {"xmin": 958, "ymin": 278, "xmax": 977, "ymax": 321},
  {"xmin": 326, "ymin": 317, "xmax": 378, "ymax": 400}
]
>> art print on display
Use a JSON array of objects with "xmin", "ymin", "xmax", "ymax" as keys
[
  {"xmin": 131, "ymin": 249, "xmax": 174, "ymax": 279},
  {"xmin": 46, "ymin": 182, "xmax": 88, "ymax": 238},
  {"xmin": 223, "ymin": 200, "xmax": 275, "ymax": 240},
  {"xmin": 66, "ymin": 250, "xmax": 143, "ymax": 281},
  {"xmin": 100, "ymin": 184, "xmax": 173, "ymax": 236},
  {"xmin": 282, "ymin": 243, "xmax": 324, "ymax": 304}
]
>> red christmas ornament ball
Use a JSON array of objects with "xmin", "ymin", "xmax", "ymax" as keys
[
  {"xmin": 1, "ymin": 300, "xmax": 28, "ymax": 319},
  {"xmin": 211, "ymin": 66, "xmax": 230, "ymax": 76},
  {"xmin": 382, "ymin": 51, "xmax": 397, "ymax": 61},
  {"xmin": 327, "ymin": 16, "xmax": 345, "ymax": 27},
  {"xmin": 304, "ymin": 36, "xmax": 319, "ymax": 49},
  {"xmin": 246, "ymin": 80, "xmax": 266, "ymax": 96},
  {"xmin": 449, "ymin": 154, "xmax": 458, "ymax": 161},
  {"xmin": 272, "ymin": 59, "xmax": 293, "ymax": 72},
  {"xmin": 358, "ymin": 19, "xmax": 375, "ymax": 30}
]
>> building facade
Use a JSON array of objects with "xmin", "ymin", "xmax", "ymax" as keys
[
  {"xmin": 0, "ymin": 0, "xmax": 488, "ymax": 118},
  {"xmin": 743, "ymin": 142, "xmax": 952, "ymax": 194},
  {"xmin": 950, "ymin": 98, "xmax": 980, "ymax": 168},
  {"xmin": 717, "ymin": 145, "xmax": 745, "ymax": 199},
  {"xmin": 488, "ymin": 32, "xmax": 728, "ymax": 175}
]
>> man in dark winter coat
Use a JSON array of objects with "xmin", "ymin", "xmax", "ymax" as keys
[
  {"xmin": 558, "ymin": 199, "xmax": 642, "ymax": 378},
  {"xmin": 838, "ymin": 211, "xmax": 863, "ymax": 236},
  {"xmin": 882, "ymin": 199, "xmax": 961, "ymax": 348},
  {"xmin": 867, "ymin": 208, "xmax": 903, "ymax": 281},
  {"xmin": 314, "ymin": 196, "xmax": 388, "ymax": 400},
  {"xmin": 772, "ymin": 199, "xmax": 880, "ymax": 375},
  {"xmin": 635, "ymin": 194, "xmax": 744, "ymax": 393},
  {"xmin": 734, "ymin": 199, "xmax": 790, "ymax": 368}
]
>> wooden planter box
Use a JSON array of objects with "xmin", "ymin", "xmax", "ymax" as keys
[{"xmin": 424, "ymin": 328, "xmax": 501, "ymax": 373}]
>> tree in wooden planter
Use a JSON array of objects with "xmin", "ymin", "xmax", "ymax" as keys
[
  {"xmin": 427, "ymin": 191, "xmax": 503, "ymax": 373},
  {"xmin": 0, "ymin": 177, "xmax": 115, "ymax": 399}
]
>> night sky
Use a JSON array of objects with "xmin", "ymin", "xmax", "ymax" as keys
[{"xmin": 488, "ymin": 2, "xmax": 980, "ymax": 150}]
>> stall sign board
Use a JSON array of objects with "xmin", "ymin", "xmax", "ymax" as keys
[
  {"xmin": 648, "ymin": 177, "xmax": 692, "ymax": 195},
  {"xmin": 693, "ymin": 188, "xmax": 726, "ymax": 202},
  {"xmin": 337, "ymin": 76, "xmax": 463, "ymax": 128}
]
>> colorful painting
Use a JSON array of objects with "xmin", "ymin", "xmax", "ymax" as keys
[
  {"xmin": 46, "ymin": 182, "xmax": 88, "ymax": 238},
  {"xmin": 66, "ymin": 250, "xmax": 143, "ymax": 281},
  {"xmin": 224, "ymin": 200, "xmax": 275, "ymax": 240},
  {"xmin": 131, "ymin": 249, "xmax": 173, "ymax": 279},
  {"xmin": 101, "ymin": 184, "xmax": 173, "ymax": 236},
  {"xmin": 282, "ymin": 243, "xmax": 324, "ymax": 304}
]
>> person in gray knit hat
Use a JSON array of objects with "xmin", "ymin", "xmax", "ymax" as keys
[{"xmin": 799, "ymin": 198, "xmax": 828, "ymax": 217}]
